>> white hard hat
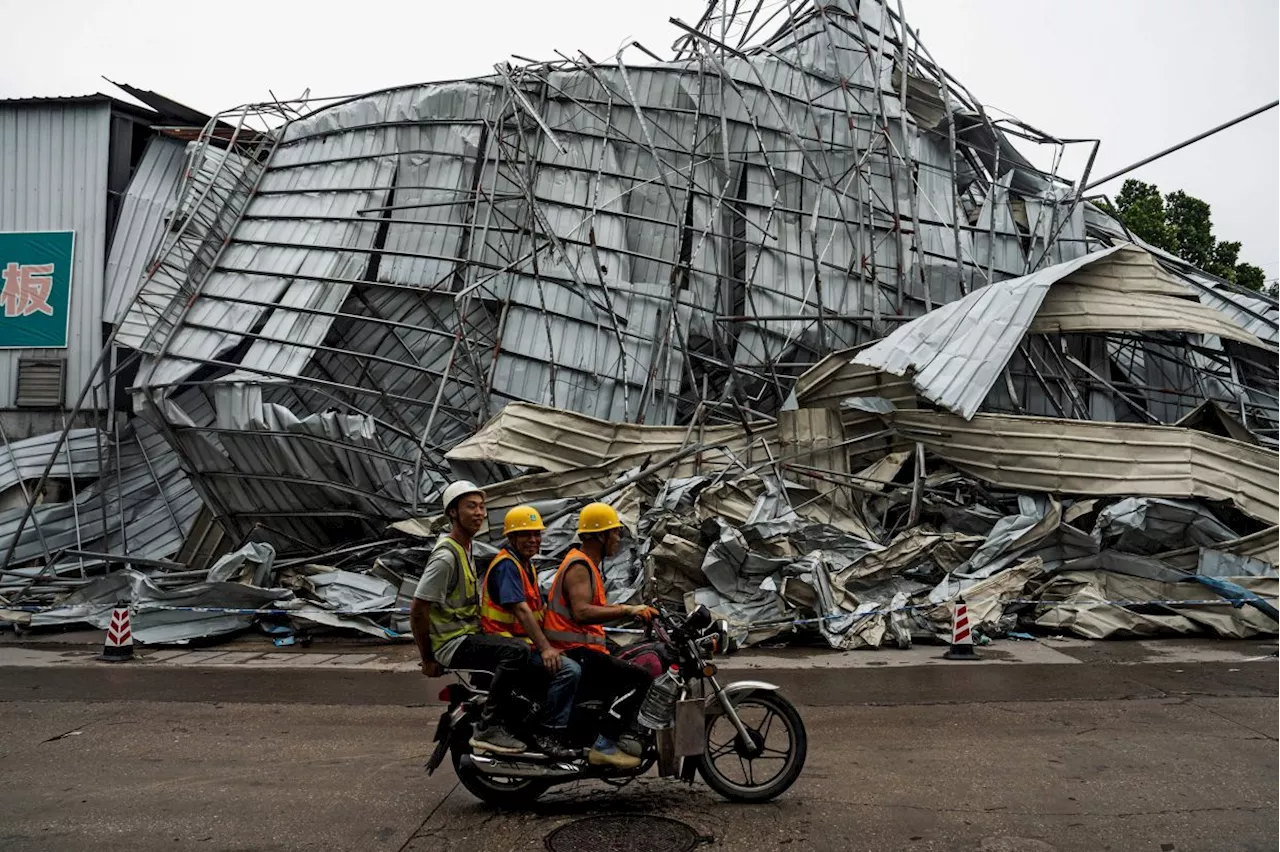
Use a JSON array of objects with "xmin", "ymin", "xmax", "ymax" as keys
[{"xmin": 441, "ymin": 480, "xmax": 484, "ymax": 513}]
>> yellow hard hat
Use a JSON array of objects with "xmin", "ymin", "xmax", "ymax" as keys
[
  {"xmin": 503, "ymin": 505, "xmax": 545, "ymax": 536},
  {"xmin": 577, "ymin": 502, "xmax": 622, "ymax": 535}
]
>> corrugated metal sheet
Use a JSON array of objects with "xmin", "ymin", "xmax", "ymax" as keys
[
  {"xmin": 1185, "ymin": 272, "xmax": 1280, "ymax": 345},
  {"xmin": 891, "ymin": 409, "xmax": 1279, "ymax": 526},
  {"xmin": 0, "ymin": 427, "xmax": 105, "ymax": 494},
  {"xmin": 1158, "ymin": 525, "xmax": 1279, "ymax": 570},
  {"xmin": 853, "ymin": 244, "xmax": 1270, "ymax": 420},
  {"xmin": 119, "ymin": 144, "xmax": 260, "ymax": 353},
  {"xmin": 155, "ymin": 153, "xmax": 395, "ymax": 387},
  {"xmin": 446, "ymin": 401, "xmax": 771, "ymax": 473},
  {"xmin": 1082, "ymin": 204, "xmax": 1279, "ymax": 346},
  {"xmin": 853, "ymin": 246, "xmax": 1124, "ymax": 419},
  {"xmin": 0, "ymin": 101, "xmax": 110, "ymax": 406},
  {"xmin": 103, "ymin": 135, "xmax": 187, "ymax": 324},
  {"xmin": 1031, "ymin": 283, "xmax": 1269, "ymax": 347},
  {"xmin": 793, "ymin": 346, "xmax": 918, "ymax": 409},
  {"xmin": 0, "ymin": 415, "xmax": 200, "ymax": 567}
]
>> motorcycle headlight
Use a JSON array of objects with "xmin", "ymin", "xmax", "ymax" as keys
[{"xmin": 684, "ymin": 604, "xmax": 713, "ymax": 634}]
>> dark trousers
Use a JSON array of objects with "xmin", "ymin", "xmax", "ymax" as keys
[
  {"xmin": 448, "ymin": 633, "xmax": 528, "ymax": 729},
  {"xmin": 566, "ymin": 648, "xmax": 653, "ymax": 741}
]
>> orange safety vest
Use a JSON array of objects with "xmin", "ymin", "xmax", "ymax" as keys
[
  {"xmin": 543, "ymin": 547, "xmax": 608, "ymax": 653},
  {"xmin": 479, "ymin": 548, "xmax": 544, "ymax": 642}
]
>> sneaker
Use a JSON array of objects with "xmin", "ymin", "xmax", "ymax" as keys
[
  {"xmin": 588, "ymin": 744, "xmax": 642, "ymax": 770},
  {"xmin": 530, "ymin": 732, "xmax": 577, "ymax": 761},
  {"xmin": 618, "ymin": 734, "xmax": 644, "ymax": 758},
  {"xmin": 469, "ymin": 725, "xmax": 527, "ymax": 755}
]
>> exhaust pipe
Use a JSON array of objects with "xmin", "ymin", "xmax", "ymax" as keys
[{"xmin": 461, "ymin": 753, "xmax": 583, "ymax": 780}]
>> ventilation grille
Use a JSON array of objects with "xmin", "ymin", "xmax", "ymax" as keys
[{"xmin": 15, "ymin": 359, "xmax": 65, "ymax": 408}]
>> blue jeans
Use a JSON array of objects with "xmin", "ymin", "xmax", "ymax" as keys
[{"xmin": 531, "ymin": 647, "xmax": 581, "ymax": 729}]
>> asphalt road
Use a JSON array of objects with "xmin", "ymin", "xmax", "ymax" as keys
[{"xmin": 0, "ymin": 658, "xmax": 1275, "ymax": 852}]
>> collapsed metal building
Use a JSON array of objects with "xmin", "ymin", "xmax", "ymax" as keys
[{"xmin": 1, "ymin": 0, "xmax": 1276, "ymax": 641}]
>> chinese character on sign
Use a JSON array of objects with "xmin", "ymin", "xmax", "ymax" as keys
[{"xmin": 1, "ymin": 262, "xmax": 56, "ymax": 318}]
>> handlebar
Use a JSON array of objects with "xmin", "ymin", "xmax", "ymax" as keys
[{"xmin": 639, "ymin": 601, "xmax": 731, "ymax": 658}]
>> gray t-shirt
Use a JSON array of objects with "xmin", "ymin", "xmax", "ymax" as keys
[{"xmin": 412, "ymin": 539, "xmax": 476, "ymax": 666}]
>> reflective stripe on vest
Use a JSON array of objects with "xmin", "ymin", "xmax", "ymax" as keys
[
  {"xmin": 479, "ymin": 548, "xmax": 544, "ymax": 642},
  {"xmin": 543, "ymin": 547, "xmax": 607, "ymax": 652},
  {"xmin": 427, "ymin": 535, "xmax": 480, "ymax": 653}
]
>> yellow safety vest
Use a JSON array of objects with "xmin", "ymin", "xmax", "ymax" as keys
[
  {"xmin": 479, "ymin": 548, "xmax": 544, "ymax": 643},
  {"xmin": 427, "ymin": 535, "xmax": 480, "ymax": 654}
]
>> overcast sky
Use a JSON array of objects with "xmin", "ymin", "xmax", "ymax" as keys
[{"xmin": 3, "ymin": 0, "xmax": 1276, "ymax": 281}]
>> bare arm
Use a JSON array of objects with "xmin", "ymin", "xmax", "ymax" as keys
[
  {"xmin": 564, "ymin": 562, "xmax": 637, "ymax": 624},
  {"xmin": 409, "ymin": 598, "xmax": 442, "ymax": 676},
  {"xmin": 512, "ymin": 601, "xmax": 562, "ymax": 671}
]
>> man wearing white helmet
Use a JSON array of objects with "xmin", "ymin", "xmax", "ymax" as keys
[{"xmin": 409, "ymin": 480, "xmax": 528, "ymax": 755}]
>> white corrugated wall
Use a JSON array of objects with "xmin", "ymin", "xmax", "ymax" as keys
[{"xmin": 0, "ymin": 101, "xmax": 110, "ymax": 409}]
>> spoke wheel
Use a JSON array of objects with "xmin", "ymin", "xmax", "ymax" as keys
[
  {"xmin": 698, "ymin": 691, "xmax": 807, "ymax": 803},
  {"xmin": 451, "ymin": 742, "xmax": 550, "ymax": 808}
]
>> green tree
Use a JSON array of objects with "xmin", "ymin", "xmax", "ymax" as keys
[
  {"xmin": 1207, "ymin": 239, "xmax": 1241, "ymax": 281},
  {"xmin": 1109, "ymin": 181, "xmax": 1170, "ymax": 251},
  {"xmin": 1235, "ymin": 264, "xmax": 1266, "ymax": 292},
  {"xmin": 1164, "ymin": 191, "xmax": 1215, "ymax": 270},
  {"xmin": 1106, "ymin": 178, "xmax": 1267, "ymax": 292}
]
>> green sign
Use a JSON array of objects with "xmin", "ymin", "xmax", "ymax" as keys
[{"xmin": 0, "ymin": 230, "xmax": 74, "ymax": 349}]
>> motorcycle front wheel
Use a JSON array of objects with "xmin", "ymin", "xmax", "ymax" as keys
[{"xmin": 698, "ymin": 691, "xmax": 807, "ymax": 803}]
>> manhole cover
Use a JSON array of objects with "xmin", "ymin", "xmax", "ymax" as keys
[{"xmin": 545, "ymin": 814, "xmax": 703, "ymax": 852}]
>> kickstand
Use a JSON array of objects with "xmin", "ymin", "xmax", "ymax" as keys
[{"xmin": 599, "ymin": 774, "xmax": 639, "ymax": 790}]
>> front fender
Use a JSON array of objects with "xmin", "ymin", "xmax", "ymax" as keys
[{"xmin": 703, "ymin": 679, "xmax": 780, "ymax": 717}]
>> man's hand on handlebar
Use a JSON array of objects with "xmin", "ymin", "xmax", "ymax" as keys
[
  {"xmin": 420, "ymin": 659, "xmax": 444, "ymax": 678},
  {"xmin": 625, "ymin": 604, "xmax": 659, "ymax": 622}
]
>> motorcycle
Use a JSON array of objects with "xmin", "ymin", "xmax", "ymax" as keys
[{"xmin": 425, "ymin": 603, "xmax": 808, "ymax": 807}]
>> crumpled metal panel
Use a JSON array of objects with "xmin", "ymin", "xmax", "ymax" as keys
[
  {"xmin": 1035, "ymin": 568, "xmax": 1277, "ymax": 640},
  {"xmin": 27, "ymin": 568, "xmax": 292, "ymax": 644},
  {"xmin": 104, "ymin": 135, "xmax": 188, "ymax": 325},
  {"xmin": 854, "ymin": 244, "xmax": 1270, "ymax": 421},
  {"xmin": 445, "ymin": 401, "xmax": 768, "ymax": 474},
  {"xmin": 0, "ymin": 416, "xmax": 200, "ymax": 571},
  {"xmin": 119, "ymin": 144, "xmax": 260, "ymax": 353},
  {"xmin": 1158, "ymin": 525, "xmax": 1278, "ymax": 571},
  {"xmin": 119, "ymin": 0, "xmax": 1129, "ymax": 549},
  {"xmin": 1094, "ymin": 497, "xmax": 1242, "ymax": 555},
  {"xmin": 0, "ymin": 428, "xmax": 106, "ymax": 497},
  {"xmin": 891, "ymin": 409, "xmax": 1280, "ymax": 525},
  {"xmin": 853, "ymin": 246, "xmax": 1124, "ymax": 419},
  {"xmin": 1186, "ymin": 271, "xmax": 1280, "ymax": 346}
]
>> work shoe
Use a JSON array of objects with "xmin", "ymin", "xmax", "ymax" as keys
[
  {"xmin": 530, "ymin": 732, "xmax": 578, "ymax": 761},
  {"xmin": 469, "ymin": 725, "xmax": 527, "ymax": 755},
  {"xmin": 588, "ymin": 744, "xmax": 642, "ymax": 770},
  {"xmin": 618, "ymin": 734, "xmax": 644, "ymax": 758}
]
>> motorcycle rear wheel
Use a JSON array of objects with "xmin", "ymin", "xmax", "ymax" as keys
[
  {"xmin": 451, "ymin": 745, "xmax": 551, "ymax": 808},
  {"xmin": 698, "ymin": 691, "xmax": 807, "ymax": 803}
]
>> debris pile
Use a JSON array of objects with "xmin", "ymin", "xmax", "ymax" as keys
[
  {"xmin": 423, "ymin": 399, "xmax": 1278, "ymax": 648},
  {"xmin": 6, "ymin": 389, "xmax": 1274, "ymax": 648}
]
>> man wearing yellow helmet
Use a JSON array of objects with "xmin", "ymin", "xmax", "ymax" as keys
[
  {"xmin": 479, "ymin": 504, "xmax": 582, "ymax": 758},
  {"xmin": 544, "ymin": 501, "xmax": 657, "ymax": 770}
]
